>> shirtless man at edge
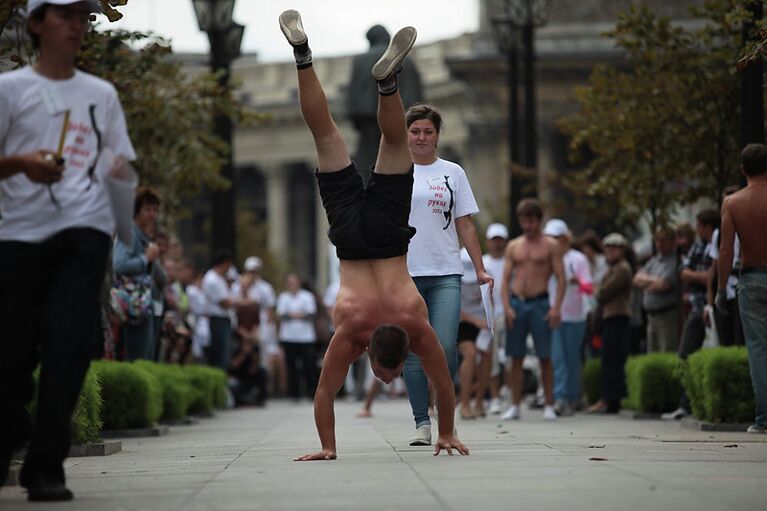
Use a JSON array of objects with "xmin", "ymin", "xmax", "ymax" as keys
[
  {"xmin": 278, "ymin": 9, "xmax": 469, "ymax": 460},
  {"xmin": 717, "ymin": 143, "xmax": 767, "ymax": 434},
  {"xmin": 500, "ymin": 199, "xmax": 565, "ymax": 420}
]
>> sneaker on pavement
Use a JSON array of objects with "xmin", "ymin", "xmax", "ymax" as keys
[
  {"xmin": 371, "ymin": 26, "xmax": 417, "ymax": 81},
  {"xmin": 661, "ymin": 407, "xmax": 688, "ymax": 421},
  {"xmin": 747, "ymin": 423, "xmax": 766, "ymax": 434},
  {"xmin": 488, "ymin": 398, "xmax": 502, "ymax": 415},
  {"xmin": 543, "ymin": 405, "xmax": 558, "ymax": 421},
  {"xmin": 501, "ymin": 404, "xmax": 520, "ymax": 420},
  {"xmin": 278, "ymin": 9, "xmax": 307, "ymax": 46},
  {"xmin": 409, "ymin": 425, "xmax": 432, "ymax": 446}
]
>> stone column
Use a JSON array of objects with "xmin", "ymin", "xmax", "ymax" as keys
[{"xmin": 262, "ymin": 164, "xmax": 289, "ymax": 259}]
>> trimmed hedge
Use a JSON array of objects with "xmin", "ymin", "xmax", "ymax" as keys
[
  {"xmin": 184, "ymin": 365, "xmax": 228, "ymax": 415},
  {"xmin": 583, "ymin": 358, "xmax": 601, "ymax": 405},
  {"xmin": 27, "ymin": 366, "xmax": 103, "ymax": 445},
  {"xmin": 71, "ymin": 367, "xmax": 103, "ymax": 444},
  {"xmin": 683, "ymin": 347, "xmax": 755, "ymax": 423},
  {"xmin": 91, "ymin": 360, "xmax": 163, "ymax": 429},
  {"xmin": 133, "ymin": 361, "xmax": 194, "ymax": 420},
  {"xmin": 623, "ymin": 353, "xmax": 681, "ymax": 413}
]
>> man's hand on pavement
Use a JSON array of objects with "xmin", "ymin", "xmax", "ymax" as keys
[
  {"xmin": 294, "ymin": 449, "xmax": 337, "ymax": 461},
  {"xmin": 434, "ymin": 434, "xmax": 470, "ymax": 456}
]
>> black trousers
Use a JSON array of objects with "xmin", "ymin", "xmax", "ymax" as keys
[
  {"xmin": 716, "ymin": 298, "xmax": 745, "ymax": 347},
  {"xmin": 0, "ymin": 228, "xmax": 109, "ymax": 483},
  {"xmin": 281, "ymin": 341, "xmax": 317, "ymax": 399},
  {"xmin": 601, "ymin": 315, "xmax": 630, "ymax": 406},
  {"xmin": 678, "ymin": 306, "xmax": 705, "ymax": 411}
]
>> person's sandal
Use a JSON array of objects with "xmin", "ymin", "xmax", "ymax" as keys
[{"xmin": 371, "ymin": 26, "xmax": 417, "ymax": 82}]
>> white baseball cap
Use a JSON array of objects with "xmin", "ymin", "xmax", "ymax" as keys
[
  {"xmin": 26, "ymin": 0, "xmax": 102, "ymax": 18},
  {"xmin": 486, "ymin": 223, "xmax": 509, "ymax": 240},
  {"xmin": 244, "ymin": 256, "xmax": 263, "ymax": 272},
  {"xmin": 543, "ymin": 218, "xmax": 569, "ymax": 237}
]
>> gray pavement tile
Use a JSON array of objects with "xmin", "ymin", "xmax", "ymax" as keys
[{"xmin": 0, "ymin": 399, "xmax": 765, "ymax": 511}]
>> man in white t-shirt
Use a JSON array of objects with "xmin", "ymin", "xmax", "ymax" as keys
[
  {"xmin": 0, "ymin": 1, "xmax": 135, "ymax": 501},
  {"xmin": 477, "ymin": 223, "xmax": 509, "ymax": 415},
  {"xmin": 544, "ymin": 219, "xmax": 593, "ymax": 416},
  {"xmin": 280, "ymin": 10, "xmax": 467, "ymax": 461},
  {"xmin": 202, "ymin": 251, "xmax": 236, "ymax": 371}
]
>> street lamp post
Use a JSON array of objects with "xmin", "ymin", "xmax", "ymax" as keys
[
  {"xmin": 491, "ymin": 0, "xmax": 551, "ymax": 236},
  {"xmin": 192, "ymin": 0, "xmax": 244, "ymax": 259},
  {"xmin": 741, "ymin": 0, "xmax": 764, "ymax": 187}
]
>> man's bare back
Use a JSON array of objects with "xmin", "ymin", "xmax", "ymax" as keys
[
  {"xmin": 506, "ymin": 234, "xmax": 558, "ymax": 297},
  {"xmin": 728, "ymin": 182, "xmax": 767, "ymax": 268}
]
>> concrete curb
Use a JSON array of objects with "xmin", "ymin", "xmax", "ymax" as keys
[
  {"xmin": 101, "ymin": 425, "xmax": 170, "ymax": 439},
  {"xmin": 680, "ymin": 417, "xmax": 750, "ymax": 432}
]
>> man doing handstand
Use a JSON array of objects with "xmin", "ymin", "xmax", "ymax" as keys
[{"xmin": 279, "ymin": 10, "xmax": 469, "ymax": 461}]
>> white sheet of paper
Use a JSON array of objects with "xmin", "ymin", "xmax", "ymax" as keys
[
  {"xmin": 480, "ymin": 283, "xmax": 495, "ymax": 335},
  {"xmin": 97, "ymin": 147, "xmax": 137, "ymax": 246}
]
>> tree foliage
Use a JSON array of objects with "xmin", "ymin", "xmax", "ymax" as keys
[{"xmin": 560, "ymin": 1, "xmax": 748, "ymax": 232}]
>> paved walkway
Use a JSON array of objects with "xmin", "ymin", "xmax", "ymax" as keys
[{"xmin": 1, "ymin": 399, "xmax": 766, "ymax": 510}]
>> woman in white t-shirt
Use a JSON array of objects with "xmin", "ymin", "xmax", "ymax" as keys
[
  {"xmin": 276, "ymin": 273, "xmax": 318, "ymax": 400},
  {"xmin": 403, "ymin": 104, "xmax": 493, "ymax": 445}
]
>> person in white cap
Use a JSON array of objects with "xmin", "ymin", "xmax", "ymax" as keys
[
  {"xmin": 500, "ymin": 199, "xmax": 565, "ymax": 421},
  {"xmin": 279, "ymin": 10, "xmax": 467, "ymax": 461},
  {"xmin": 543, "ymin": 219, "xmax": 593, "ymax": 416},
  {"xmin": 0, "ymin": 0, "xmax": 134, "ymax": 501},
  {"xmin": 474, "ymin": 223, "xmax": 509, "ymax": 416},
  {"xmin": 232, "ymin": 256, "xmax": 283, "ymax": 396}
]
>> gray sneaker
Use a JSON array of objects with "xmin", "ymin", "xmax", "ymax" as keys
[
  {"xmin": 371, "ymin": 26, "xmax": 417, "ymax": 82},
  {"xmin": 278, "ymin": 9, "xmax": 307, "ymax": 46},
  {"xmin": 409, "ymin": 425, "xmax": 431, "ymax": 446},
  {"xmin": 747, "ymin": 423, "xmax": 766, "ymax": 433}
]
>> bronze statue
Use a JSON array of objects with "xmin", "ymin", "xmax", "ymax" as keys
[{"xmin": 346, "ymin": 25, "xmax": 424, "ymax": 183}]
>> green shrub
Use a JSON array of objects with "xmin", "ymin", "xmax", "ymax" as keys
[
  {"xmin": 71, "ymin": 367, "xmax": 103, "ymax": 444},
  {"xmin": 91, "ymin": 360, "xmax": 163, "ymax": 429},
  {"xmin": 28, "ymin": 365, "xmax": 103, "ymax": 445},
  {"xmin": 583, "ymin": 358, "xmax": 601, "ymax": 404},
  {"xmin": 134, "ymin": 361, "xmax": 194, "ymax": 420},
  {"xmin": 623, "ymin": 353, "xmax": 681, "ymax": 413},
  {"xmin": 683, "ymin": 347, "xmax": 754, "ymax": 423},
  {"xmin": 184, "ymin": 365, "xmax": 228, "ymax": 414}
]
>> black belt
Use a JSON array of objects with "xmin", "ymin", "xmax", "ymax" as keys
[
  {"xmin": 511, "ymin": 292, "xmax": 549, "ymax": 303},
  {"xmin": 645, "ymin": 304, "xmax": 677, "ymax": 316},
  {"xmin": 740, "ymin": 266, "xmax": 767, "ymax": 276}
]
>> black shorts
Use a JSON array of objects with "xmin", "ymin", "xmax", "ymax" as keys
[
  {"xmin": 315, "ymin": 162, "xmax": 416, "ymax": 260},
  {"xmin": 457, "ymin": 321, "xmax": 480, "ymax": 343}
]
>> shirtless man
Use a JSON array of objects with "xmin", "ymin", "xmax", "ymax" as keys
[
  {"xmin": 278, "ymin": 10, "xmax": 469, "ymax": 460},
  {"xmin": 717, "ymin": 143, "xmax": 767, "ymax": 434},
  {"xmin": 500, "ymin": 199, "xmax": 565, "ymax": 421}
]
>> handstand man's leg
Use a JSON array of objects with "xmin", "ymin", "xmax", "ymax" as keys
[
  {"xmin": 372, "ymin": 27, "xmax": 417, "ymax": 176},
  {"xmin": 280, "ymin": 10, "xmax": 351, "ymax": 173}
]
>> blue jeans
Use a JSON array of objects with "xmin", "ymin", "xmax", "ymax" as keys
[
  {"xmin": 738, "ymin": 271, "xmax": 767, "ymax": 427},
  {"xmin": 208, "ymin": 316, "xmax": 232, "ymax": 371},
  {"xmin": 403, "ymin": 275, "xmax": 461, "ymax": 428},
  {"xmin": 505, "ymin": 295, "xmax": 552, "ymax": 359},
  {"xmin": 552, "ymin": 321, "xmax": 586, "ymax": 404}
]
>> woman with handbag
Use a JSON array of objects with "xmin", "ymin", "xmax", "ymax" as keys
[{"xmin": 113, "ymin": 187, "xmax": 161, "ymax": 361}]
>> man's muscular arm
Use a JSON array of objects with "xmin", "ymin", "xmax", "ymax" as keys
[
  {"xmin": 547, "ymin": 239, "xmax": 565, "ymax": 328},
  {"xmin": 717, "ymin": 197, "xmax": 736, "ymax": 312},
  {"xmin": 501, "ymin": 240, "xmax": 516, "ymax": 329},
  {"xmin": 412, "ymin": 328, "xmax": 470, "ymax": 456},
  {"xmin": 295, "ymin": 328, "xmax": 363, "ymax": 461}
]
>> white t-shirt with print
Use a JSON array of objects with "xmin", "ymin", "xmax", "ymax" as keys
[
  {"xmin": 0, "ymin": 67, "xmax": 135, "ymax": 242},
  {"xmin": 407, "ymin": 158, "xmax": 479, "ymax": 277},
  {"xmin": 548, "ymin": 248, "xmax": 593, "ymax": 323},
  {"xmin": 277, "ymin": 289, "xmax": 317, "ymax": 343},
  {"xmin": 202, "ymin": 269, "xmax": 232, "ymax": 318}
]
